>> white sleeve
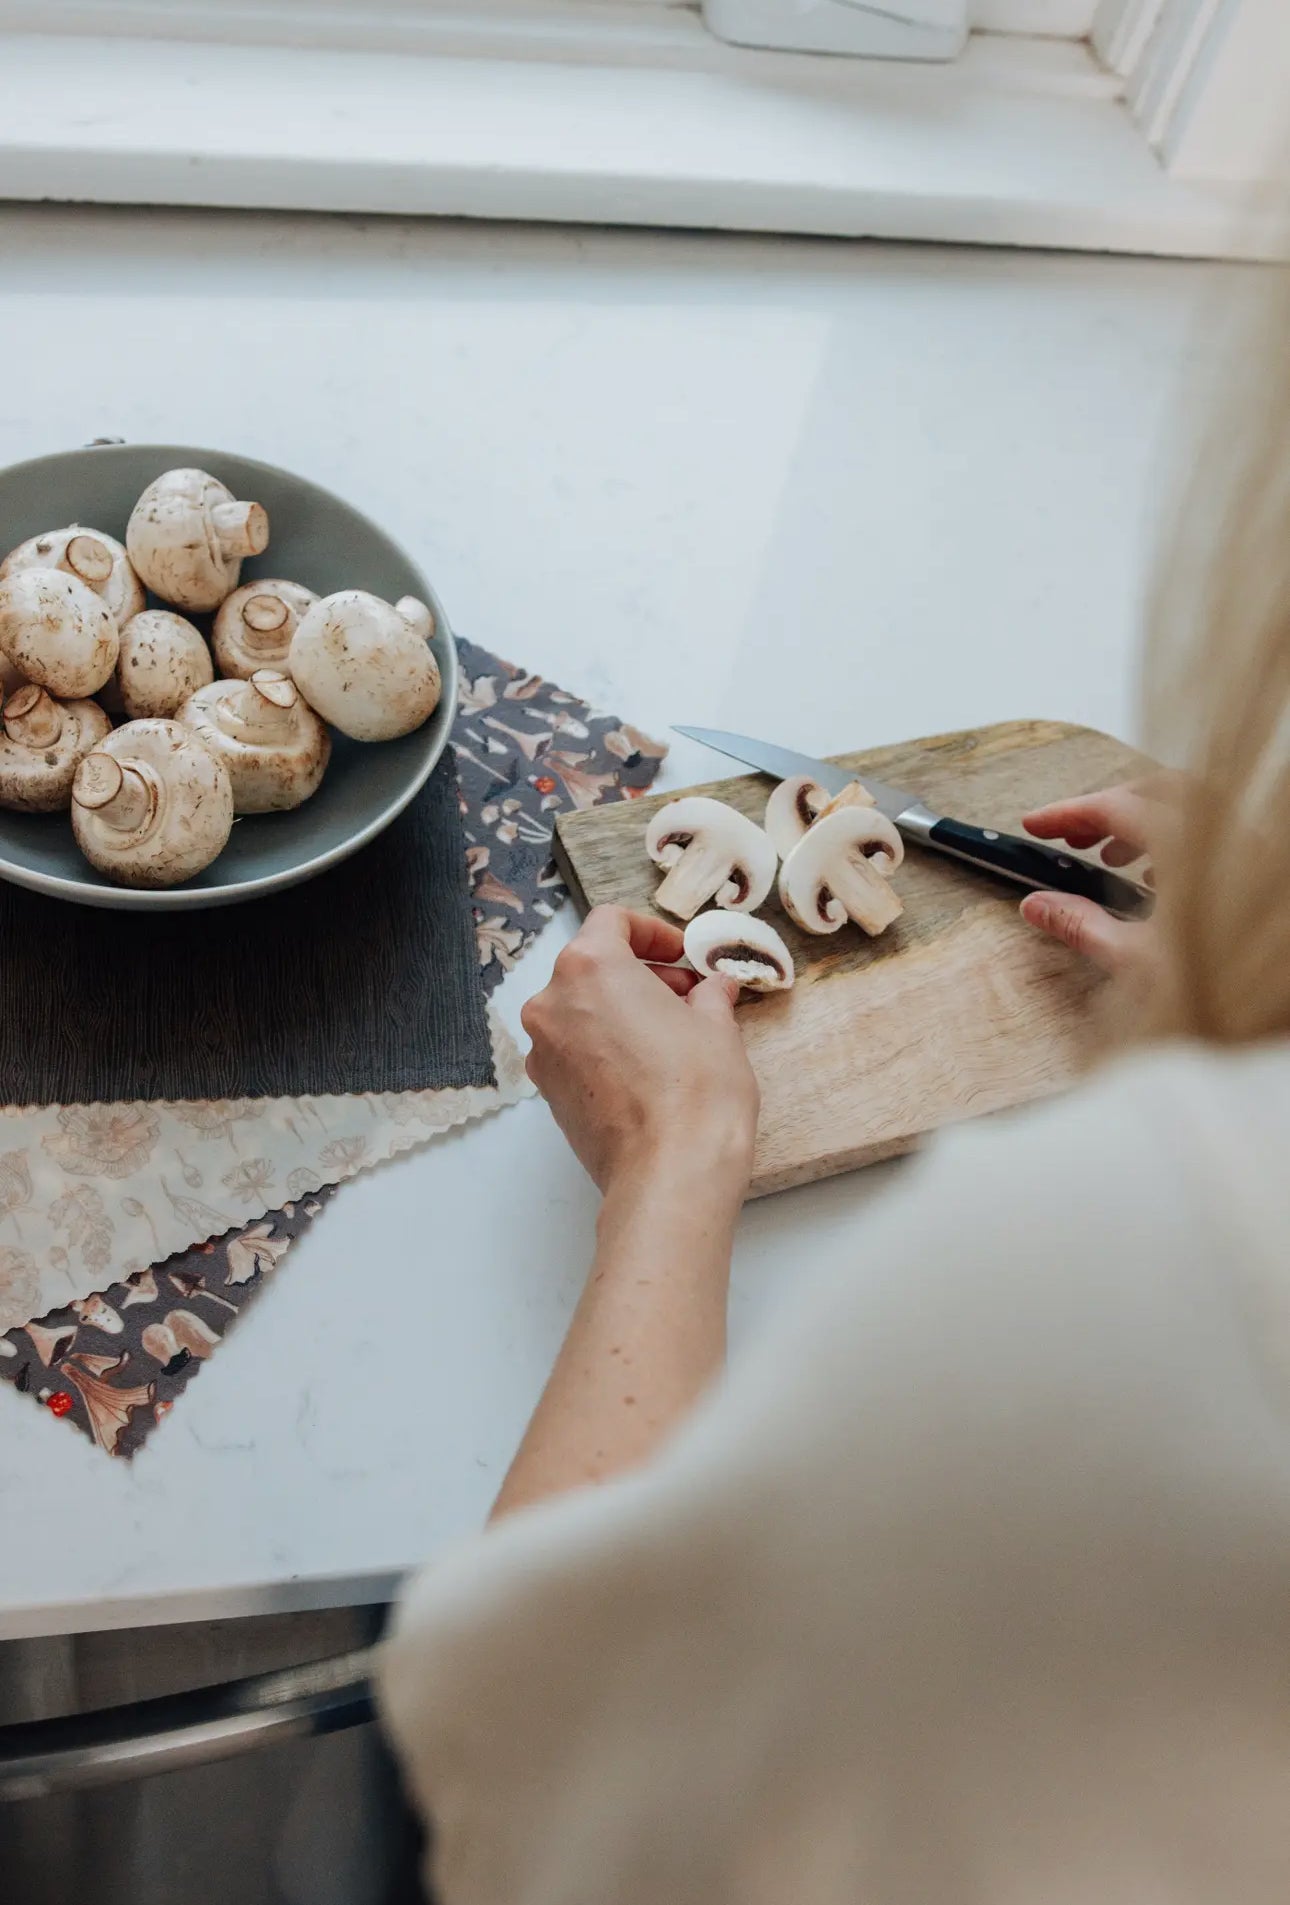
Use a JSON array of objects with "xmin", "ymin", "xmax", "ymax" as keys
[{"xmin": 377, "ymin": 1049, "xmax": 1290, "ymax": 1905}]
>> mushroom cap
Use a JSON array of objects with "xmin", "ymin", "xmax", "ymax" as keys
[
  {"xmin": 125, "ymin": 467, "xmax": 270, "ymax": 612},
  {"xmin": 777, "ymin": 806, "xmax": 905, "ymax": 937},
  {"xmin": 0, "ymin": 686, "xmax": 111, "ymax": 813},
  {"xmin": 683, "ymin": 910, "xmax": 795, "ymax": 993},
  {"xmin": 0, "ymin": 568, "xmax": 120, "ymax": 699},
  {"xmin": 288, "ymin": 590, "xmax": 441, "ymax": 742},
  {"xmin": 0, "ymin": 525, "xmax": 145, "ymax": 627},
  {"xmin": 212, "ymin": 578, "xmax": 318, "ymax": 680},
  {"xmin": 71, "ymin": 718, "xmax": 234, "ymax": 889},
  {"xmin": 645, "ymin": 795, "xmax": 778, "ymax": 919},
  {"xmin": 111, "ymin": 610, "xmax": 215, "ymax": 721},
  {"xmin": 764, "ymin": 775, "xmax": 875, "ymax": 857},
  {"xmin": 178, "ymin": 670, "xmax": 331, "ymax": 813}
]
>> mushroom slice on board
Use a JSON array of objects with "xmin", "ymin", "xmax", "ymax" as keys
[
  {"xmin": 778, "ymin": 806, "xmax": 905, "ymax": 937},
  {"xmin": 0, "ymin": 569, "xmax": 120, "ymax": 699},
  {"xmin": 289, "ymin": 590, "xmax": 441, "ymax": 743},
  {"xmin": 106, "ymin": 610, "xmax": 215, "ymax": 721},
  {"xmin": 213, "ymin": 579, "xmax": 318, "ymax": 680},
  {"xmin": 126, "ymin": 467, "xmax": 270, "ymax": 612},
  {"xmin": 645, "ymin": 796, "xmax": 778, "ymax": 921},
  {"xmin": 764, "ymin": 774, "xmax": 876, "ymax": 858},
  {"xmin": 178, "ymin": 670, "xmax": 330, "ymax": 814},
  {"xmin": 71, "ymin": 718, "xmax": 234, "ymax": 889},
  {"xmin": 0, "ymin": 685, "xmax": 111, "ymax": 813},
  {"xmin": 1, "ymin": 525, "xmax": 145, "ymax": 627},
  {"xmin": 683, "ymin": 910, "xmax": 795, "ymax": 993}
]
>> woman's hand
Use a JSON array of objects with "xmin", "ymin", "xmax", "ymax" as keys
[
  {"xmin": 1019, "ymin": 780, "xmax": 1168, "ymax": 979},
  {"xmin": 521, "ymin": 906, "xmax": 760, "ymax": 1200}
]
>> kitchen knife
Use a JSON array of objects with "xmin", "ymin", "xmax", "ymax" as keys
[{"xmin": 674, "ymin": 726, "xmax": 1154, "ymax": 920}]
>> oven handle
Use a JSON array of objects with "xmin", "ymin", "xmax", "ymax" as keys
[{"xmin": 0, "ymin": 1647, "xmax": 377, "ymax": 1800}]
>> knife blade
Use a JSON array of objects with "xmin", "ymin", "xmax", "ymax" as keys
[{"xmin": 674, "ymin": 725, "xmax": 1154, "ymax": 921}]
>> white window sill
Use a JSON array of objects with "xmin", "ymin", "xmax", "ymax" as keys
[{"xmin": 1, "ymin": 24, "xmax": 1286, "ymax": 258}]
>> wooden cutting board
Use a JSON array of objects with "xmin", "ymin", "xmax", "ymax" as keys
[{"xmin": 554, "ymin": 719, "xmax": 1148, "ymax": 1197}]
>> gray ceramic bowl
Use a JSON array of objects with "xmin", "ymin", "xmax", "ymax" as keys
[{"xmin": 0, "ymin": 443, "xmax": 458, "ymax": 910}]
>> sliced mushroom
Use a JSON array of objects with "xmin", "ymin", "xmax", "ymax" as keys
[
  {"xmin": 645, "ymin": 796, "xmax": 778, "ymax": 920},
  {"xmin": 1, "ymin": 525, "xmax": 145, "ymax": 627},
  {"xmin": 178, "ymin": 670, "xmax": 330, "ymax": 813},
  {"xmin": 288, "ymin": 590, "xmax": 441, "ymax": 742},
  {"xmin": 0, "ymin": 685, "xmax": 111, "ymax": 812},
  {"xmin": 213, "ymin": 579, "xmax": 318, "ymax": 680},
  {"xmin": 683, "ymin": 910, "xmax": 795, "ymax": 993},
  {"xmin": 71, "ymin": 718, "xmax": 234, "ymax": 888},
  {"xmin": 105, "ymin": 610, "xmax": 214, "ymax": 720},
  {"xmin": 0, "ymin": 569, "xmax": 119, "ymax": 698},
  {"xmin": 764, "ymin": 775, "xmax": 876, "ymax": 858},
  {"xmin": 126, "ymin": 467, "xmax": 270, "ymax": 612},
  {"xmin": 778, "ymin": 807, "xmax": 905, "ymax": 937}
]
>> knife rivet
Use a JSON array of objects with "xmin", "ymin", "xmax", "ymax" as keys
[
  {"xmin": 983, "ymin": 829, "xmax": 999, "ymax": 841},
  {"xmin": 1057, "ymin": 856, "xmax": 1072, "ymax": 868}
]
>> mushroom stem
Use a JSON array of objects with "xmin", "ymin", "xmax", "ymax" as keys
[
  {"xmin": 654, "ymin": 839, "xmax": 741, "ymax": 920},
  {"xmin": 216, "ymin": 671, "xmax": 299, "ymax": 742},
  {"xmin": 240, "ymin": 593, "xmax": 291, "ymax": 653},
  {"xmin": 4, "ymin": 685, "xmax": 63, "ymax": 750},
  {"xmin": 211, "ymin": 500, "xmax": 270, "ymax": 559},
  {"xmin": 73, "ymin": 754, "xmax": 157, "ymax": 836},
  {"xmin": 64, "ymin": 534, "xmax": 114, "ymax": 591},
  {"xmin": 827, "ymin": 855, "xmax": 903, "ymax": 935},
  {"xmin": 396, "ymin": 597, "xmax": 435, "ymax": 643}
]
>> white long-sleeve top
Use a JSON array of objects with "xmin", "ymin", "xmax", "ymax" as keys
[{"xmin": 379, "ymin": 1041, "xmax": 1290, "ymax": 1905}]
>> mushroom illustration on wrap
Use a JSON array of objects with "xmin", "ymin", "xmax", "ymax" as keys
[
  {"xmin": 214, "ymin": 578, "xmax": 317, "ymax": 680},
  {"xmin": 178, "ymin": 669, "xmax": 330, "ymax": 813},
  {"xmin": 764, "ymin": 774, "xmax": 877, "ymax": 859},
  {"xmin": 71, "ymin": 718, "xmax": 234, "ymax": 888},
  {"xmin": 103, "ymin": 610, "xmax": 215, "ymax": 720},
  {"xmin": 778, "ymin": 805, "xmax": 905, "ymax": 937},
  {"xmin": 288, "ymin": 589, "xmax": 441, "ymax": 741},
  {"xmin": 0, "ymin": 568, "xmax": 120, "ymax": 698},
  {"xmin": 0, "ymin": 685, "xmax": 111, "ymax": 812},
  {"xmin": 1, "ymin": 524, "xmax": 145, "ymax": 628},
  {"xmin": 126, "ymin": 467, "xmax": 270, "ymax": 612},
  {"xmin": 645, "ymin": 796, "xmax": 778, "ymax": 920},
  {"xmin": 683, "ymin": 910, "xmax": 795, "ymax": 994}
]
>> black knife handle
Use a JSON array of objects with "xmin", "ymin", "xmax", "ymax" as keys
[{"xmin": 926, "ymin": 816, "xmax": 1154, "ymax": 920}]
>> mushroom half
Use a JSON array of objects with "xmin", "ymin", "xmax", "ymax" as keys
[
  {"xmin": 1, "ymin": 525, "xmax": 145, "ymax": 628},
  {"xmin": 0, "ymin": 685, "xmax": 111, "ymax": 812},
  {"xmin": 778, "ymin": 807, "xmax": 905, "ymax": 937},
  {"xmin": 683, "ymin": 910, "xmax": 794, "ymax": 993},
  {"xmin": 213, "ymin": 579, "xmax": 318, "ymax": 680},
  {"xmin": 288, "ymin": 590, "xmax": 441, "ymax": 742},
  {"xmin": 645, "ymin": 796, "xmax": 778, "ymax": 921},
  {"xmin": 71, "ymin": 718, "xmax": 235, "ymax": 888},
  {"xmin": 178, "ymin": 670, "xmax": 330, "ymax": 813},
  {"xmin": 106, "ymin": 610, "xmax": 215, "ymax": 721},
  {"xmin": 0, "ymin": 569, "xmax": 120, "ymax": 699},
  {"xmin": 126, "ymin": 467, "xmax": 270, "ymax": 612},
  {"xmin": 764, "ymin": 775, "xmax": 876, "ymax": 858}
]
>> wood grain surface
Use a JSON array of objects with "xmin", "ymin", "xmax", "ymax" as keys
[{"xmin": 555, "ymin": 719, "xmax": 1148, "ymax": 1196}]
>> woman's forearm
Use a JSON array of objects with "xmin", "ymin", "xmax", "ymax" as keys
[{"xmin": 491, "ymin": 1144, "xmax": 745, "ymax": 1519}]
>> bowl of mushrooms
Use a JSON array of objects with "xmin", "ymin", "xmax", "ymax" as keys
[{"xmin": 0, "ymin": 443, "xmax": 458, "ymax": 909}]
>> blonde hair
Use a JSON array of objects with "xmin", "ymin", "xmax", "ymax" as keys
[{"xmin": 1140, "ymin": 268, "xmax": 1290, "ymax": 1044}]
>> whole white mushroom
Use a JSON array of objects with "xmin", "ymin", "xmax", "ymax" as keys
[
  {"xmin": 106, "ymin": 610, "xmax": 215, "ymax": 721},
  {"xmin": 288, "ymin": 590, "xmax": 440, "ymax": 743},
  {"xmin": 0, "ymin": 569, "xmax": 119, "ymax": 699},
  {"xmin": 0, "ymin": 685, "xmax": 111, "ymax": 813},
  {"xmin": 213, "ymin": 579, "xmax": 317, "ymax": 680},
  {"xmin": 126, "ymin": 467, "xmax": 269, "ymax": 612},
  {"xmin": 1, "ymin": 525, "xmax": 145, "ymax": 627},
  {"xmin": 71, "ymin": 719, "xmax": 234, "ymax": 888},
  {"xmin": 178, "ymin": 669, "xmax": 330, "ymax": 813}
]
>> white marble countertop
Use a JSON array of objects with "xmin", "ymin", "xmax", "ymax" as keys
[{"xmin": 0, "ymin": 206, "xmax": 1232, "ymax": 1638}]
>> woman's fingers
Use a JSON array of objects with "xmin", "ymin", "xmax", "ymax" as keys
[
  {"xmin": 687, "ymin": 973, "xmax": 741, "ymax": 1017},
  {"xmin": 650, "ymin": 963, "xmax": 700, "ymax": 997},
  {"xmin": 1022, "ymin": 786, "xmax": 1158, "ymax": 859},
  {"xmin": 1019, "ymin": 891, "xmax": 1146, "ymax": 976},
  {"xmin": 582, "ymin": 904, "xmax": 686, "ymax": 967}
]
